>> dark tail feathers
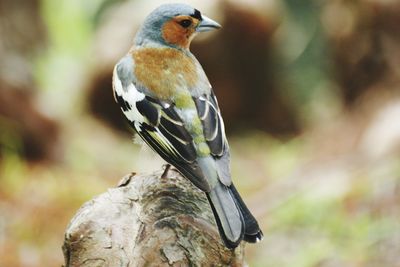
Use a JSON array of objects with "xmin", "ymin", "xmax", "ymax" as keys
[
  {"xmin": 229, "ymin": 184, "xmax": 263, "ymax": 243},
  {"xmin": 206, "ymin": 183, "xmax": 263, "ymax": 249}
]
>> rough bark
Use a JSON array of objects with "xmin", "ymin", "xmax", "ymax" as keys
[{"xmin": 62, "ymin": 168, "xmax": 245, "ymax": 267}]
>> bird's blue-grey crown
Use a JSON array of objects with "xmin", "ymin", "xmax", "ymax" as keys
[{"xmin": 134, "ymin": 3, "xmax": 220, "ymax": 47}]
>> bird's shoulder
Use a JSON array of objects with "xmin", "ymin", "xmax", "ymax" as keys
[{"xmin": 113, "ymin": 55, "xmax": 135, "ymax": 89}]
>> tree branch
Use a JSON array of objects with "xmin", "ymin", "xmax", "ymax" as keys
[{"xmin": 62, "ymin": 168, "xmax": 245, "ymax": 266}]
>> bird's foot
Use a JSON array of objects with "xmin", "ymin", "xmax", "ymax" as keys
[{"xmin": 161, "ymin": 164, "xmax": 171, "ymax": 179}]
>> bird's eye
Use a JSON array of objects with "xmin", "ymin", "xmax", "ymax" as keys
[{"xmin": 179, "ymin": 19, "xmax": 192, "ymax": 28}]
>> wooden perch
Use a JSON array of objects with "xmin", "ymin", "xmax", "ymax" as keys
[{"xmin": 62, "ymin": 168, "xmax": 245, "ymax": 266}]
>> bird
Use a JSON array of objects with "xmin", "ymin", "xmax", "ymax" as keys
[{"xmin": 112, "ymin": 3, "xmax": 263, "ymax": 249}]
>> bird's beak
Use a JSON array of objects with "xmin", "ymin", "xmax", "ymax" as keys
[{"xmin": 196, "ymin": 15, "xmax": 221, "ymax": 32}]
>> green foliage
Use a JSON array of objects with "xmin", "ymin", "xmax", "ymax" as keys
[{"xmin": 34, "ymin": 0, "xmax": 110, "ymax": 118}]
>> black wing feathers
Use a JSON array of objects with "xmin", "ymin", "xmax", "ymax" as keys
[
  {"xmin": 162, "ymin": 106, "xmax": 184, "ymax": 125},
  {"xmin": 158, "ymin": 123, "xmax": 196, "ymax": 161},
  {"xmin": 202, "ymin": 102, "xmax": 218, "ymax": 141},
  {"xmin": 196, "ymin": 97, "xmax": 209, "ymax": 119},
  {"xmin": 133, "ymin": 96, "xmax": 210, "ymax": 191},
  {"xmin": 115, "ymin": 94, "xmax": 132, "ymax": 112},
  {"xmin": 194, "ymin": 93, "xmax": 225, "ymax": 157},
  {"xmin": 137, "ymin": 123, "xmax": 210, "ymax": 192},
  {"xmin": 160, "ymin": 116, "xmax": 193, "ymax": 144},
  {"xmin": 136, "ymin": 99, "xmax": 159, "ymax": 126},
  {"xmin": 136, "ymin": 96, "xmax": 197, "ymax": 163}
]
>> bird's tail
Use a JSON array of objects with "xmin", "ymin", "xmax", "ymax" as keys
[
  {"xmin": 229, "ymin": 184, "xmax": 264, "ymax": 243},
  {"xmin": 206, "ymin": 182, "xmax": 263, "ymax": 249}
]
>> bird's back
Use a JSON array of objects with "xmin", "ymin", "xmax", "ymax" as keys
[{"xmin": 131, "ymin": 47, "xmax": 210, "ymax": 100}]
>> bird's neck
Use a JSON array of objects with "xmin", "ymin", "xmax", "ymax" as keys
[{"xmin": 134, "ymin": 38, "xmax": 193, "ymax": 56}]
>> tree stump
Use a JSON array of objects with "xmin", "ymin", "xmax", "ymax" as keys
[{"xmin": 62, "ymin": 168, "xmax": 245, "ymax": 266}]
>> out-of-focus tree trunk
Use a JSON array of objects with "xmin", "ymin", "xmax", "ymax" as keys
[
  {"xmin": 322, "ymin": 0, "xmax": 400, "ymax": 106},
  {"xmin": 63, "ymin": 169, "xmax": 246, "ymax": 267},
  {"xmin": 0, "ymin": 0, "xmax": 60, "ymax": 161}
]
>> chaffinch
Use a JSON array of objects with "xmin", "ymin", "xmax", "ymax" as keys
[{"xmin": 112, "ymin": 3, "xmax": 262, "ymax": 249}]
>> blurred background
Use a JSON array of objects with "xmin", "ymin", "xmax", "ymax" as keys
[{"xmin": 1, "ymin": 0, "xmax": 400, "ymax": 266}]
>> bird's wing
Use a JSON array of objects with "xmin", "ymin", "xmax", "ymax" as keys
[
  {"xmin": 193, "ymin": 92, "xmax": 232, "ymax": 186},
  {"xmin": 193, "ymin": 91, "xmax": 226, "ymax": 157},
  {"xmin": 112, "ymin": 56, "xmax": 211, "ymax": 192}
]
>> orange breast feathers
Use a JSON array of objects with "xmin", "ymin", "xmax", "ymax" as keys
[{"xmin": 131, "ymin": 47, "xmax": 199, "ymax": 99}]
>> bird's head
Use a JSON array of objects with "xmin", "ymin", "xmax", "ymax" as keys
[{"xmin": 135, "ymin": 3, "xmax": 221, "ymax": 49}]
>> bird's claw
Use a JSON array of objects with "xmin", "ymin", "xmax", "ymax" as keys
[{"xmin": 161, "ymin": 164, "xmax": 171, "ymax": 179}]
